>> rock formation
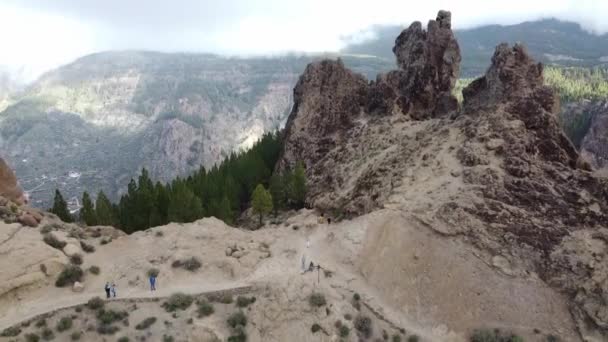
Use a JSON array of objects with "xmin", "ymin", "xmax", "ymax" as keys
[
  {"xmin": 579, "ymin": 101, "xmax": 608, "ymax": 169},
  {"xmin": 368, "ymin": 10, "xmax": 461, "ymax": 118},
  {"xmin": 0, "ymin": 158, "xmax": 26, "ymax": 205},
  {"xmin": 279, "ymin": 10, "xmax": 608, "ymax": 340}
]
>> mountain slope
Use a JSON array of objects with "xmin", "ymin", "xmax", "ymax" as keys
[{"xmin": 0, "ymin": 52, "xmax": 391, "ymax": 208}]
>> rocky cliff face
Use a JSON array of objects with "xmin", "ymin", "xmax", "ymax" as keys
[
  {"xmin": 279, "ymin": 10, "xmax": 608, "ymax": 340},
  {"xmin": 0, "ymin": 158, "xmax": 25, "ymax": 205},
  {"xmin": 578, "ymin": 101, "xmax": 608, "ymax": 169}
]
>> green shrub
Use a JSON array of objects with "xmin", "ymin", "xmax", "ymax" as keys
[
  {"xmin": 80, "ymin": 241, "xmax": 95, "ymax": 253},
  {"xmin": 100, "ymin": 238, "xmax": 111, "ymax": 245},
  {"xmin": 40, "ymin": 263, "xmax": 47, "ymax": 275},
  {"xmin": 55, "ymin": 265, "xmax": 83, "ymax": 287},
  {"xmin": 236, "ymin": 296, "xmax": 255, "ymax": 308},
  {"xmin": 96, "ymin": 324, "xmax": 119, "ymax": 335},
  {"xmin": 171, "ymin": 257, "xmax": 202, "ymax": 271},
  {"xmin": 89, "ymin": 265, "xmax": 100, "ymax": 275},
  {"xmin": 40, "ymin": 225, "xmax": 54, "ymax": 234},
  {"xmin": 1, "ymin": 326, "xmax": 21, "ymax": 337},
  {"xmin": 162, "ymin": 335, "xmax": 175, "ymax": 342},
  {"xmin": 118, "ymin": 337, "xmax": 129, "ymax": 342},
  {"xmin": 309, "ymin": 293, "xmax": 326, "ymax": 307},
  {"xmin": 344, "ymin": 313, "xmax": 352, "ymax": 321},
  {"xmin": 547, "ymin": 335, "xmax": 560, "ymax": 342},
  {"xmin": 340, "ymin": 325, "xmax": 350, "ymax": 337},
  {"xmin": 311, "ymin": 323, "xmax": 322, "ymax": 333},
  {"xmin": 87, "ymin": 296, "xmax": 105, "ymax": 310},
  {"xmin": 354, "ymin": 315, "xmax": 373, "ymax": 338},
  {"xmin": 43, "ymin": 234, "xmax": 66, "ymax": 249},
  {"xmin": 408, "ymin": 335, "xmax": 419, "ymax": 342},
  {"xmin": 56, "ymin": 316, "xmax": 73, "ymax": 332},
  {"xmin": 74, "ymin": 306, "xmax": 82, "ymax": 313},
  {"xmin": 41, "ymin": 328, "xmax": 54, "ymax": 340},
  {"xmin": 197, "ymin": 299, "xmax": 214, "ymax": 317},
  {"xmin": 70, "ymin": 331, "xmax": 81, "ymax": 340},
  {"xmin": 155, "ymin": 231, "xmax": 164, "ymax": 237},
  {"xmin": 353, "ymin": 293, "xmax": 361, "ymax": 301},
  {"xmin": 162, "ymin": 293, "xmax": 193, "ymax": 312},
  {"xmin": 227, "ymin": 311, "xmax": 247, "ymax": 329},
  {"xmin": 470, "ymin": 329, "xmax": 523, "ymax": 342},
  {"xmin": 393, "ymin": 334, "xmax": 402, "ymax": 342},
  {"xmin": 25, "ymin": 333, "xmax": 40, "ymax": 342},
  {"xmin": 383, "ymin": 330, "xmax": 389, "ymax": 340},
  {"xmin": 35, "ymin": 319, "xmax": 47, "ymax": 327},
  {"xmin": 147, "ymin": 268, "xmax": 159, "ymax": 277},
  {"xmin": 96, "ymin": 309, "xmax": 128, "ymax": 325},
  {"xmin": 69, "ymin": 254, "xmax": 83, "ymax": 265},
  {"xmin": 208, "ymin": 292, "xmax": 233, "ymax": 304},
  {"xmin": 135, "ymin": 317, "xmax": 157, "ymax": 330}
]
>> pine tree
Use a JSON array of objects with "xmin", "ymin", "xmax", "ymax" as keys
[
  {"xmin": 51, "ymin": 189, "xmax": 72, "ymax": 223},
  {"xmin": 168, "ymin": 182, "xmax": 203, "ymax": 223},
  {"xmin": 95, "ymin": 191, "xmax": 115, "ymax": 226},
  {"xmin": 217, "ymin": 195, "xmax": 234, "ymax": 224},
  {"xmin": 291, "ymin": 162, "xmax": 307, "ymax": 209},
  {"xmin": 80, "ymin": 191, "xmax": 97, "ymax": 226},
  {"xmin": 269, "ymin": 172, "xmax": 285, "ymax": 215},
  {"xmin": 252, "ymin": 184, "xmax": 273, "ymax": 226}
]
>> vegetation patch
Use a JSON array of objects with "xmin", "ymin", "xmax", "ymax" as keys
[
  {"xmin": 171, "ymin": 257, "xmax": 202, "ymax": 271},
  {"xmin": 196, "ymin": 299, "xmax": 215, "ymax": 317},
  {"xmin": 147, "ymin": 268, "xmax": 160, "ymax": 277},
  {"xmin": 227, "ymin": 311, "xmax": 248, "ymax": 342},
  {"xmin": 311, "ymin": 323, "xmax": 322, "ymax": 333},
  {"xmin": 69, "ymin": 254, "xmax": 83, "ymax": 265},
  {"xmin": 80, "ymin": 241, "xmax": 95, "ymax": 253},
  {"xmin": 1, "ymin": 326, "xmax": 21, "ymax": 337},
  {"xmin": 25, "ymin": 333, "xmax": 40, "ymax": 342},
  {"xmin": 41, "ymin": 328, "xmax": 54, "ymax": 340},
  {"xmin": 135, "ymin": 317, "xmax": 157, "ymax": 330},
  {"xmin": 354, "ymin": 315, "xmax": 373, "ymax": 338},
  {"xmin": 162, "ymin": 293, "xmax": 193, "ymax": 312},
  {"xmin": 309, "ymin": 292, "xmax": 327, "ymax": 307},
  {"xmin": 89, "ymin": 265, "xmax": 100, "ymax": 275},
  {"xmin": 86, "ymin": 296, "xmax": 105, "ymax": 310},
  {"xmin": 470, "ymin": 329, "xmax": 523, "ymax": 342},
  {"xmin": 55, "ymin": 265, "xmax": 84, "ymax": 287},
  {"xmin": 236, "ymin": 295, "xmax": 256, "ymax": 308},
  {"xmin": 339, "ymin": 325, "xmax": 350, "ymax": 337},
  {"xmin": 70, "ymin": 331, "xmax": 81, "ymax": 340},
  {"xmin": 56, "ymin": 316, "xmax": 73, "ymax": 332},
  {"xmin": 96, "ymin": 309, "xmax": 128, "ymax": 325},
  {"xmin": 408, "ymin": 335, "xmax": 420, "ymax": 342}
]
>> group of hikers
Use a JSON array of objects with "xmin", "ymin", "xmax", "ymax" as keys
[{"xmin": 102, "ymin": 273, "xmax": 158, "ymax": 299}]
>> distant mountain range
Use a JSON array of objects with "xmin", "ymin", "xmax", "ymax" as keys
[
  {"xmin": 342, "ymin": 18, "xmax": 608, "ymax": 77},
  {"xmin": 1, "ymin": 18, "xmax": 607, "ymax": 209}
]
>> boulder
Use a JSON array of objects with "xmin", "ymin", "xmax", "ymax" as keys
[
  {"xmin": 63, "ymin": 243, "xmax": 82, "ymax": 257},
  {"xmin": 72, "ymin": 281, "xmax": 84, "ymax": 293},
  {"xmin": 18, "ymin": 214, "xmax": 38, "ymax": 227}
]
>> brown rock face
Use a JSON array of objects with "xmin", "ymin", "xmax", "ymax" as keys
[
  {"xmin": 368, "ymin": 10, "xmax": 461, "ymax": 118},
  {"xmin": 278, "ymin": 59, "xmax": 368, "ymax": 172},
  {"xmin": 579, "ymin": 101, "xmax": 608, "ymax": 169},
  {"xmin": 0, "ymin": 158, "xmax": 26, "ymax": 205}
]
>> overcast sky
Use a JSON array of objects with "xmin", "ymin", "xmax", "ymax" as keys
[{"xmin": 0, "ymin": 0, "xmax": 606, "ymax": 81}]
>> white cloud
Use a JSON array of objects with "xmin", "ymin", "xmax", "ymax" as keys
[{"xmin": 0, "ymin": 0, "xmax": 606, "ymax": 81}]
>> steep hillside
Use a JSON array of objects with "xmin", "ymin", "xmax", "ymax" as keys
[{"xmin": 0, "ymin": 52, "xmax": 391, "ymax": 208}]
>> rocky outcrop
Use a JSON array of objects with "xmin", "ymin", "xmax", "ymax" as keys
[
  {"xmin": 0, "ymin": 158, "xmax": 26, "ymax": 205},
  {"xmin": 368, "ymin": 10, "xmax": 461, "ymax": 119},
  {"xmin": 279, "ymin": 10, "xmax": 608, "ymax": 339}
]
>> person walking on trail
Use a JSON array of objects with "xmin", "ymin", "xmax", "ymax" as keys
[
  {"xmin": 301, "ymin": 254, "xmax": 306, "ymax": 273},
  {"xmin": 306, "ymin": 238, "xmax": 310, "ymax": 248},
  {"xmin": 111, "ymin": 283, "xmax": 117, "ymax": 298},
  {"xmin": 104, "ymin": 282, "xmax": 111, "ymax": 299},
  {"xmin": 149, "ymin": 274, "xmax": 157, "ymax": 291}
]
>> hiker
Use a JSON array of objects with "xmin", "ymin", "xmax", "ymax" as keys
[
  {"xmin": 308, "ymin": 261, "xmax": 314, "ymax": 272},
  {"xmin": 104, "ymin": 282, "xmax": 111, "ymax": 299},
  {"xmin": 111, "ymin": 283, "xmax": 117, "ymax": 298},
  {"xmin": 149, "ymin": 274, "xmax": 157, "ymax": 291},
  {"xmin": 301, "ymin": 254, "xmax": 306, "ymax": 273},
  {"xmin": 327, "ymin": 217, "xmax": 331, "ymax": 224},
  {"xmin": 306, "ymin": 238, "xmax": 310, "ymax": 248}
]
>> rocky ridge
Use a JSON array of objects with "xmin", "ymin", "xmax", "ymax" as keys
[{"xmin": 279, "ymin": 10, "xmax": 608, "ymax": 340}]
